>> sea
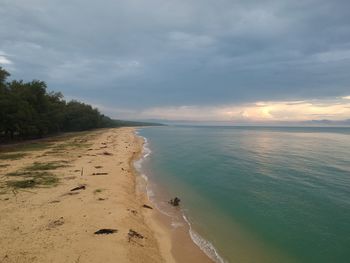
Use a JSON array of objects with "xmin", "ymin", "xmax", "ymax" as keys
[{"xmin": 135, "ymin": 126, "xmax": 350, "ymax": 263}]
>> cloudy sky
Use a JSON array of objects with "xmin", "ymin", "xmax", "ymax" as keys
[{"xmin": 1, "ymin": 0, "xmax": 350, "ymax": 123}]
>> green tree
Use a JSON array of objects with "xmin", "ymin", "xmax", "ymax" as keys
[{"xmin": 0, "ymin": 67, "xmax": 158, "ymax": 141}]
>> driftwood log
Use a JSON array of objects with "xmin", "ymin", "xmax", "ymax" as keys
[{"xmin": 94, "ymin": 229, "xmax": 118, "ymax": 235}]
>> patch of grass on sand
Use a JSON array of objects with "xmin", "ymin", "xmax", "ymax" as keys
[
  {"xmin": 26, "ymin": 161, "xmax": 69, "ymax": 171},
  {"xmin": 1, "ymin": 130, "xmax": 98, "ymax": 157},
  {"xmin": 0, "ymin": 142, "xmax": 52, "ymax": 160},
  {"xmin": 17, "ymin": 142, "xmax": 53, "ymax": 152},
  {"xmin": 6, "ymin": 179, "xmax": 37, "ymax": 188},
  {"xmin": 6, "ymin": 172, "xmax": 59, "ymax": 189},
  {"xmin": 0, "ymin": 152, "xmax": 27, "ymax": 160},
  {"xmin": 5, "ymin": 161, "xmax": 63, "ymax": 189},
  {"xmin": 6, "ymin": 170, "xmax": 33, "ymax": 177},
  {"xmin": 0, "ymin": 164, "xmax": 10, "ymax": 168},
  {"xmin": 45, "ymin": 139, "xmax": 92, "ymax": 155},
  {"xmin": 44, "ymin": 146, "xmax": 66, "ymax": 155},
  {"xmin": 0, "ymin": 142, "xmax": 53, "ymax": 155},
  {"xmin": 62, "ymin": 140, "xmax": 92, "ymax": 149},
  {"xmin": 6, "ymin": 161, "xmax": 68, "ymax": 177}
]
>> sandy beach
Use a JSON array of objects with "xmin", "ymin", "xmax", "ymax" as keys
[{"xmin": 0, "ymin": 127, "xmax": 211, "ymax": 263}]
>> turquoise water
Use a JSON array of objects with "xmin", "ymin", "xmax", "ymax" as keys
[{"xmin": 138, "ymin": 126, "xmax": 350, "ymax": 263}]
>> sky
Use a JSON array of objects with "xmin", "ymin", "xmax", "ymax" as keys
[{"xmin": 1, "ymin": 0, "xmax": 350, "ymax": 123}]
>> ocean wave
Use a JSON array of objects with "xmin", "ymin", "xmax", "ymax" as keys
[
  {"xmin": 171, "ymin": 221, "xmax": 184, "ymax": 228},
  {"xmin": 133, "ymin": 135, "xmax": 151, "ymax": 170},
  {"xmin": 141, "ymin": 136, "xmax": 152, "ymax": 158},
  {"xmin": 134, "ymin": 130, "xmax": 226, "ymax": 263},
  {"xmin": 183, "ymin": 214, "xmax": 227, "ymax": 263},
  {"xmin": 140, "ymin": 173, "xmax": 149, "ymax": 182}
]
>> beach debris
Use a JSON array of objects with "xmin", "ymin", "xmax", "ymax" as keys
[
  {"xmin": 92, "ymin": 172, "xmax": 108, "ymax": 175},
  {"xmin": 74, "ymin": 169, "xmax": 81, "ymax": 172},
  {"xmin": 102, "ymin": 151, "xmax": 113, "ymax": 156},
  {"xmin": 94, "ymin": 166, "xmax": 103, "ymax": 169},
  {"xmin": 142, "ymin": 204, "xmax": 153, "ymax": 209},
  {"xmin": 94, "ymin": 228, "xmax": 118, "ymax": 235},
  {"xmin": 49, "ymin": 200, "xmax": 60, "ymax": 203},
  {"xmin": 97, "ymin": 197, "xmax": 106, "ymax": 201},
  {"xmin": 47, "ymin": 217, "xmax": 64, "ymax": 229},
  {"xmin": 81, "ymin": 168, "xmax": 84, "ymax": 176},
  {"xmin": 169, "ymin": 197, "xmax": 181, "ymax": 207},
  {"xmin": 128, "ymin": 229, "xmax": 144, "ymax": 241},
  {"xmin": 70, "ymin": 185, "xmax": 86, "ymax": 191}
]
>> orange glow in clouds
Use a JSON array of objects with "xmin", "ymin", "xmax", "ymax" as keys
[{"xmin": 139, "ymin": 96, "xmax": 350, "ymax": 122}]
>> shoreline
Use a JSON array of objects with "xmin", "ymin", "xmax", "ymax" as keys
[
  {"xmin": 0, "ymin": 127, "xmax": 214, "ymax": 263},
  {"xmin": 134, "ymin": 130, "xmax": 216, "ymax": 263},
  {"xmin": 0, "ymin": 128, "xmax": 164, "ymax": 262}
]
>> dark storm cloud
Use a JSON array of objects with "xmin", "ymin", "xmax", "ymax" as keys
[{"xmin": 1, "ymin": 0, "xmax": 350, "ymax": 111}]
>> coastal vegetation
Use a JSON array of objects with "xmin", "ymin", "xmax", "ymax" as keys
[
  {"xmin": 0, "ymin": 67, "xmax": 161, "ymax": 141},
  {"xmin": 0, "ymin": 152, "xmax": 27, "ymax": 160},
  {"xmin": 0, "ymin": 131, "xmax": 100, "ymax": 193},
  {"xmin": 5, "ymin": 171, "xmax": 59, "ymax": 189},
  {"xmin": 4, "ymin": 160, "xmax": 69, "ymax": 189}
]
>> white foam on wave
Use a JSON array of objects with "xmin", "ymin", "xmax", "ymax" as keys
[
  {"xmin": 171, "ymin": 221, "xmax": 184, "ymax": 228},
  {"xmin": 133, "ymin": 134, "xmax": 151, "ymax": 171},
  {"xmin": 140, "ymin": 173, "xmax": 149, "ymax": 182},
  {"xmin": 141, "ymin": 136, "xmax": 152, "ymax": 158},
  {"xmin": 183, "ymin": 215, "xmax": 227, "ymax": 263},
  {"xmin": 146, "ymin": 187, "xmax": 154, "ymax": 198},
  {"xmin": 133, "ymin": 130, "xmax": 226, "ymax": 263},
  {"xmin": 133, "ymin": 130, "xmax": 161, "ymax": 204}
]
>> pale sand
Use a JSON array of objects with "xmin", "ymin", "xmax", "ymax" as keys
[{"xmin": 0, "ymin": 128, "xmax": 212, "ymax": 263}]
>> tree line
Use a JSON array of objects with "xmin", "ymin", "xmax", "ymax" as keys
[{"xmin": 0, "ymin": 67, "xmax": 159, "ymax": 140}]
